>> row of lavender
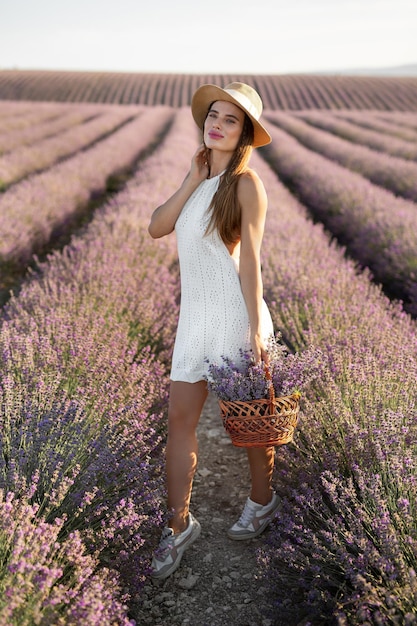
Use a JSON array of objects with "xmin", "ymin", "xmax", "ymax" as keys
[
  {"xmin": 0, "ymin": 105, "xmax": 173, "ymax": 287},
  {"xmin": 262, "ymin": 114, "xmax": 417, "ymax": 316},
  {"xmin": 295, "ymin": 109, "xmax": 417, "ymax": 155},
  {"xmin": 0, "ymin": 107, "xmax": 171, "ymax": 264},
  {"xmin": 266, "ymin": 111, "xmax": 417, "ymax": 196},
  {"xmin": 0, "ymin": 102, "xmax": 118, "ymax": 155},
  {"xmin": 0, "ymin": 109, "xmax": 199, "ymax": 624},
  {"xmin": 1, "ymin": 70, "xmax": 417, "ymax": 110},
  {"xmin": 330, "ymin": 110, "xmax": 417, "ymax": 139},
  {"xmin": 0, "ymin": 107, "xmax": 143, "ymax": 189},
  {"xmin": 247, "ymin": 145, "xmax": 417, "ymax": 624},
  {"xmin": 0, "ymin": 102, "xmax": 83, "ymax": 138}
]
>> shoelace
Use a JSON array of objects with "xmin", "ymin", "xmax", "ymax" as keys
[
  {"xmin": 237, "ymin": 500, "xmax": 258, "ymax": 527},
  {"xmin": 158, "ymin": 527, "xmax": 174, "ymax": 552}
]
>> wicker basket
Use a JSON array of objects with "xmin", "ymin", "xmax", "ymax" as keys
[{"xmin": 218, "ymin": 371, "xmax": 300, "ymax": 447}]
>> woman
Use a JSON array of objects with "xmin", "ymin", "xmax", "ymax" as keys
[{"xmin": 148, "ymin": 82, "xmax": 279, "ymax": 580}]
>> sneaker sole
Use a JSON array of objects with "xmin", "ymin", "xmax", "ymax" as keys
[{"xmin": 151, "ymin": 521, "xmax": 201, "ymax": 580}]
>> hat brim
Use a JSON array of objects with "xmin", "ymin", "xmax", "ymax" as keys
[{"xmin": 191, "ymin": 84, "xmax": 271, "ymax": 148}]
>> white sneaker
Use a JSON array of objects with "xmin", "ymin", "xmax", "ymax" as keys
[
  {"xmin": 228, "ymin": 493, "xmax": 280, "ymax": 540},
  {"xmin": 150, "ymin": 513, "xmax": 201, "ymax": 579}
]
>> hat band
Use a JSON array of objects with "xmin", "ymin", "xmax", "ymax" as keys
[{"xmin": 224, "ymin": 88, "xmax": 261, "ymax": 120}]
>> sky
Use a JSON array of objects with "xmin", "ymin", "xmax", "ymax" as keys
[{"xmin": 1, "ymin": 0, "xmax": 416, "ymax": 75}]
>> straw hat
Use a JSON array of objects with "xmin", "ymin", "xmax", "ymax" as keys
[{"xmin": 191, "ymin": 82, "xmax": 272, "ymax": 148}]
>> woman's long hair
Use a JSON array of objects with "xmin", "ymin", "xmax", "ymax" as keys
[{"xmin": 205, "ymin": 109, "xmax": 254, "ymax": 245}]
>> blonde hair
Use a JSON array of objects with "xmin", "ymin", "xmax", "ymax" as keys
[{"xmin": 205, "ymin": 111, "xmax": 254, "ymax": 245}]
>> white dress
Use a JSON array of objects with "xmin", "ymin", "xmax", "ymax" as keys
[{"xmin": 170, "ymin": 172, "xmax": 274, "ymax": 383}]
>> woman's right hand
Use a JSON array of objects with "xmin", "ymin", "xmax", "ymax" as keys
[{"xmin": 189, "ymin": 143, "xmax": 210, "ymax": 183}]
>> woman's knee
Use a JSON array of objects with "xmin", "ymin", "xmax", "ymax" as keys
[{"xmin": 167, "ymin": 402, "xmax": 198, "ymax": 437}]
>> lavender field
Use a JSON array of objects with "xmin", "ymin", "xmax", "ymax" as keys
[
  {"xmin": 1, "ymin": 70, "xmax": 417, "ymax": 110},
  {"xmin": 1, "ymin": 73, "xmax": 417, "ymax": 625}
]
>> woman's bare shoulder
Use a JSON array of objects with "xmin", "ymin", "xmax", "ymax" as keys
[
  {"xmin": 237, "ymin": 168, "xmax": 267, "ymax": 201},
  {"xmin": 239, "ymin": 167, "xmax": 262, "ymax": 182}
]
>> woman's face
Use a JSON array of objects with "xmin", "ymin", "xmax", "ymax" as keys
[{"xmin": 203, "ymin": 100, "xmax": 245, "ymax": 153}]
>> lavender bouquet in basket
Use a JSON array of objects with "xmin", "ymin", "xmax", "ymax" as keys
[
  {"xmin": 206, "ymin": 334, "xmax": 322, "ymax": 402},
  {"xmin": 205, "ymin": 336, "xmax": 322, "ymax": 447}
]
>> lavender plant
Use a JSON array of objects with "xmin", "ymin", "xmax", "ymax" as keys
[
  {"xmin": 0, "ymin": 487, "xmax": 135, "ymax": 626},
  {"xmin": 258, "ymin": 467, "xmax": 417, "ymax": 625}
]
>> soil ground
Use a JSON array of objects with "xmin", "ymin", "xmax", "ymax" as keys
[{"xmin": 131, "ymin": 392, "xmax": 276, "ymax": 626}]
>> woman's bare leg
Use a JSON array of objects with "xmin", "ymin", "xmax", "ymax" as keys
[
  {"xmin": 166, "ymin": 380, "xmax": 208, "ymax": 533},
  {"xmin": 246, "ymin": 446, "xmax": 275, "ymax": 505}
]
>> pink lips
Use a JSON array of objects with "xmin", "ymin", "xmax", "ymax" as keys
[{"xmin": 208, "ymin": 131, "xmax": 223, "ymax": 139}]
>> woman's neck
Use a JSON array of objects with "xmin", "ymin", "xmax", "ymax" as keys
[{"xmin": 208, "ymin": 154, "xmax": 231, "ymax": 178}]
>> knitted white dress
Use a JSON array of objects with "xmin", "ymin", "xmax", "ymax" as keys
[{"xmin": 170, "ymin": 172, "xmax": 274, "ymax": 383}]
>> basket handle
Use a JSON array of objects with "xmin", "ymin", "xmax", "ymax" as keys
[{"xmin": 264, "ymin": 363, "xmax": 276, "ymax": 407}]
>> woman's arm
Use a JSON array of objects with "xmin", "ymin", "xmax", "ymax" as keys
[
  {"xmin": 238, "ymin": 169, "xmax": 269, "ymax": 363},
  {"xmin": 148, "ymin": 144, "xmax": 209, "ymax": 239}
]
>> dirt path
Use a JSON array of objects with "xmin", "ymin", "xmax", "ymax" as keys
[{"xmin": 132, "ymin": 392, "xmax": 274, "ymax": 626}]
